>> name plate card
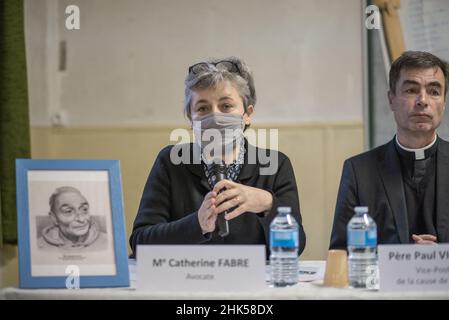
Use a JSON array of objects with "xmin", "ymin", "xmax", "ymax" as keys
[
  {"xmin": 136, "ymin": 245, "xmax": 266, "ymax": 291},
  {"xmin": 378, "ymin": 244, "xmax": 449, "ymax": 292}
]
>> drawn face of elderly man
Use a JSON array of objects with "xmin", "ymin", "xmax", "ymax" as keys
[{"xmin": 49, "ymin": 186, "xmax": 91, "ymax": 242}]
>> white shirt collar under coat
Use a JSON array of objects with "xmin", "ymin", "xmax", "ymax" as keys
[{"xmin": 395, "ymin": 135, "xmax": 437, "ymax": 160}]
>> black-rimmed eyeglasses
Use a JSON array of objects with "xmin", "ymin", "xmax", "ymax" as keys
[{"xmin": 188, "ymin": 60, "xmax": 242, "ymax": 76}]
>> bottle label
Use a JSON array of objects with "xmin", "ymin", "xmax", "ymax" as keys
[
  {"xmin": 270, "ymin": 230, "xmax": 299, "ymax": 248},
  {"xmin": 347, "ymin": 229, "xmax": 377, "ymax": 247}
]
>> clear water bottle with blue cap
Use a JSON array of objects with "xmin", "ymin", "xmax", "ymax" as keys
[
  {"xmin": 347, "ymin": 206, "xmax": 378, "ymax": 288},
  {"xmin": 269, "ymin": 206, "xmax": 299, "ymax": 287}
]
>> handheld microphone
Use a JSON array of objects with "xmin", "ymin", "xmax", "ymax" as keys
[{"xmin": 207, "ymin": 161, "xmax": 230, "ymax": 237}]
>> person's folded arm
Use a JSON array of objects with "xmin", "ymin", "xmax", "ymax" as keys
[{"xmin": 329, "ymin": 159, "xmax": 359, "ymax": 250}]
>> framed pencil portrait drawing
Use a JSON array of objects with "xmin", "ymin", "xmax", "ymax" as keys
[{"xmin": 16, "ymin": 159, "xmax": 129, "ymax": 288}]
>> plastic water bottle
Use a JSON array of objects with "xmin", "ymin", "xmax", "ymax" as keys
[
  {"xmin": 269, "ymin": 206, "xmax": 299, "ymax": 287},
  {"xmin": 347, "ymin": 206, "xmax": 378, "ymax": 288}
]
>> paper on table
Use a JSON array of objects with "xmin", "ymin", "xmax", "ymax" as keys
[
  {"xmin": 298, "ymin": 265, "xmax": 325, "ymax": 282},
  {"xmin": 265, "ymin": 261, "xmax": 325, "ymax": 283}
]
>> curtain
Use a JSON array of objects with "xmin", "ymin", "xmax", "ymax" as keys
[{"xmin": 0, "ymin": 0, "xmax": 30, "ymax": 245}]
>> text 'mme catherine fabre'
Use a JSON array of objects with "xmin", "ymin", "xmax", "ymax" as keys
[{"xmin": 152, "ymin": 258, "xmax": 249, "ymax": 268}]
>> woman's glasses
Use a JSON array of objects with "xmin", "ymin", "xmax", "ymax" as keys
[{"xmin": 188, "ymin": 60, "xmax": 242, "ymax": 76}]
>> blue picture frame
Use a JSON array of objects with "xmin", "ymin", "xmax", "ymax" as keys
[{"xmin": 16, "ymin": 159, "xmax": 129, "ymax": 288}]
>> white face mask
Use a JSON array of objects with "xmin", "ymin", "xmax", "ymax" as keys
[{"xmin": 192, "ymin": 113, "xmax": 244, "ymax": 162}]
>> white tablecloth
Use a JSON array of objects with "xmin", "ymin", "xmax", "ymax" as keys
[{"xmin": 1, "ymin": 261, "xmax": 448, "ymax": 300}]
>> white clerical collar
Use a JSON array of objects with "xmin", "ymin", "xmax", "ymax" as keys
[{"xmin": 395, "ymin": 135, "xmax": 437, "ymax": 160}]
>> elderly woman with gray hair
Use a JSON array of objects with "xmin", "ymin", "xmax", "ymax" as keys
[{"xmin": 130, "ymin": 57, "xmax": 306, "ymax": 258}]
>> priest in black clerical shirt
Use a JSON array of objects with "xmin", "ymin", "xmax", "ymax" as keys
[
  {"xmin": 395, "ymin": 135, "xmax": 438, "ymax": 242},
  {"xmin": 330, "ymin": 51, "xmax": 449, "ymax": 249}
]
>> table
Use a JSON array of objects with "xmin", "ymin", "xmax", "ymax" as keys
[{"xmin": 1, "ymin": 261, "xmax": 448, "ymax": 300}]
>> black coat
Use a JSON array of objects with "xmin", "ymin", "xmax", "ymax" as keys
[
  {"xmin": 330, "ymin": 137, "xmax": 449, "ymax": 249},
  {"xmin": 130, "ymin": 142, "xmax": 306, "ymax": 258}
]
